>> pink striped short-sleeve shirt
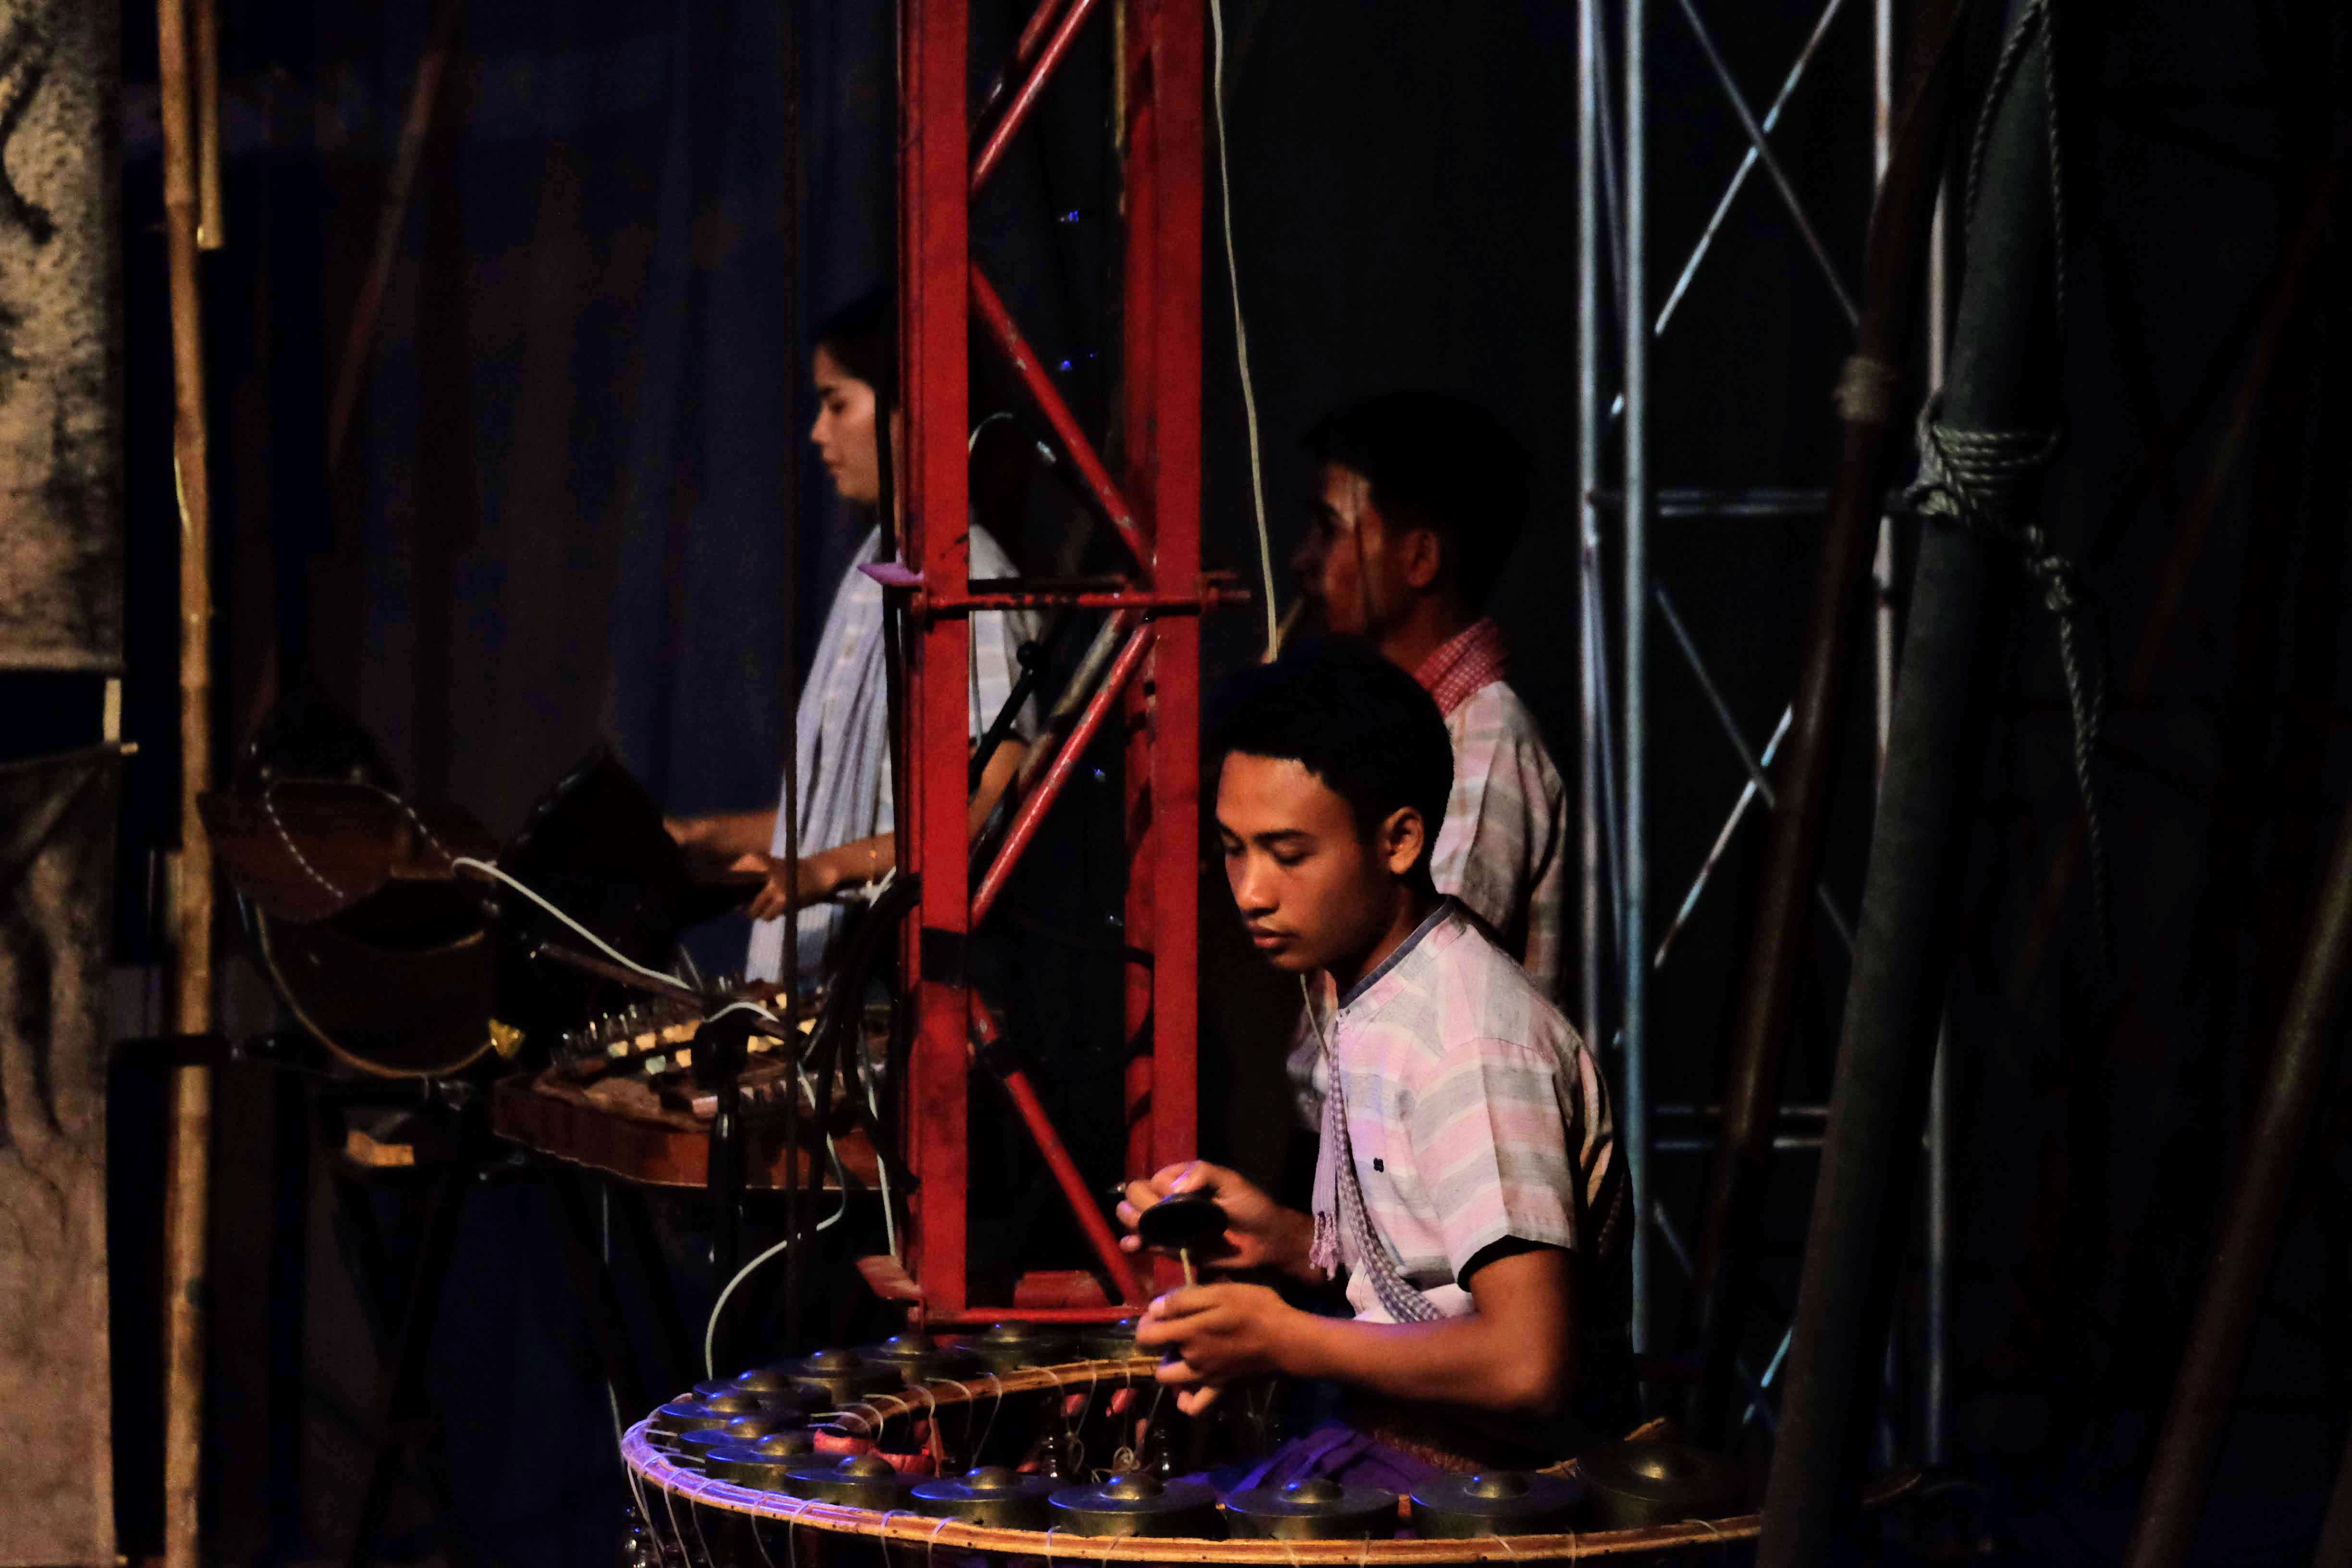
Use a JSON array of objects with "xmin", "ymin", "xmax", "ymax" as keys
[{"xmin": 1317, "ymin": 902, "xmax": 1624, "ymax": 1327}]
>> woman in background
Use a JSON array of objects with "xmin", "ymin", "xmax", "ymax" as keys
[{"xmin": 668, "ymin": 290, "xmax": 1037, "ymax": 983}]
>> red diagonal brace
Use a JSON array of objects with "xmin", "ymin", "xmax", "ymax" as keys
[
  {"xmin": 971, "ymin": 0, "xmax": 1102, "ymax": 196},
  {"xmin": 972, "ymin": 617, "xmax": 1155, "ymax": 926},
  {"xmin": 968, "ymin": 994, "xmax": 1148, "ymax": 1305},
  {"xmin": 975, "ymin": 0, "xmax": 1075, "ymax": 127},
  {"xmin": 969, "ymin": 266, "xmax": 1153, "ymax": 576},
  {"xmin": 1013, "ymin": 0, "xmax": 1071, "ymax": 65}
]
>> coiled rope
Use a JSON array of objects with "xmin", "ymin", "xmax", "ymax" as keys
[{"xmin": 1904, "ymin": 0, "xmax": 2112, "ymax": 972}]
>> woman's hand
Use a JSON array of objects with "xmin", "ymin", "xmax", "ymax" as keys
[
  {"xmin": 666, "ymin": 815, "xmax": 729, "ymax": 872},
  {"xmin": 666, "ymin": 810, "xmax": 780, "ymax": 872},
  {"xmin": 736, "ymin": 853, "xmax": 842, "ymax": 921},
  {"xmin": 1135, "ymin": 1284, "xmax": 1300, "ymax": 1409},
  {"xmin": 1116, "ymin": 1161, "xmax": 1315, "ymax": 1280}
]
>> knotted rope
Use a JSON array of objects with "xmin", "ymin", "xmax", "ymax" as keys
[
  {"xmin": 1903, "ymin": 0, "xmax": 2112, "ymax": 975},
  {"xmin": 1906, "ymin": 399, "xmax": 2112, "ymax": 969}
]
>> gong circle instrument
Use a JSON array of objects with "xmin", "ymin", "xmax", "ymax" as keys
[
  {"xmin": 1409, "ymin": 1470, "xmax": 1584, "ymax": 1539},
  {"xmin": 777, "ymin": 1348, "xmax": 904, "ymax": 1406},
  {"xmin": 1572, "ymin": 1440, "xmax": 1747, "ymax": 1531},
  {"xmin": 966, "ymin": 1320, "xmax": 1077, "ymax": 1372},
  {"xmin": 912, "ymin": 1466, "xmax": 1061, "ymax": 1529},
  {"xmin": 1080, "ymin": 1317, "xmax": 1142, "ymax": 1360},
  {"xmin": 780, "ymin": 1453, "xmax": 913, "ymax": 1508},
  {"xmin": 860, "ymin": 1332, "xmax": 985, "ymax": 1383},
  {"xmin": 622, "ymin": 1339, "xmax": 1923, "ymax": 1563},
  {"xmin": 704, "ymin": 1440, "xmax": 816, "ymax": 1489},
  {"xmin": 1052, "ymin": 1472, "xmax": 1224, "ymax": 1537},
  {"xmin": 1226, "ymin": 1476, "xmax": 1399, "ymax": 1540},
  {"xmin": 677, "ymin": 1420, "xmax": 811, "ymax": 1471}
]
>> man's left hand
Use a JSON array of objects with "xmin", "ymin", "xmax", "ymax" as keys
[{"xmin": 1134, "ymin": 1283, "xmax": 1298, "ymax": 1387}]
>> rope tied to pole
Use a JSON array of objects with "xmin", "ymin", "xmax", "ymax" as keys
[{"xmin": 1905, "ymin": 399, "xmax": 2112, "ymax": 970}]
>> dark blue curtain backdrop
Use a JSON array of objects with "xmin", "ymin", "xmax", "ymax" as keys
[
  {"xmin": 107, "ymin": 0, "xmax": 2352, "ymax": 1561},
  {"xmin": 142, "ymin": 6, "xmax": 1131, "ymax": 1559}
]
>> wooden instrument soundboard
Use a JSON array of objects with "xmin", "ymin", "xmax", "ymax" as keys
[
  {"xmin": 490, "ymin": 1067, "xmax": 882, "ymax": 1190},
  {"xmin": 491, "ymin": 993, "xmax": 886, "ymax": 1191}
]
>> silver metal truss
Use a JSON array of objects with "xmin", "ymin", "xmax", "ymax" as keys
[{"xmin": 1575, "ymin": 0, "xmax": 1951, "ymax": 1454}]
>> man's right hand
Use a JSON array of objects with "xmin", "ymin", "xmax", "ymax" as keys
[{"xmin": 1115, "ymin": 1161, "xmax": 1318, "ymax": 1282}]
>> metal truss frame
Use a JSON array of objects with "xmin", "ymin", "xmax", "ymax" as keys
[
  {"xmin": 1577, "ymin": 0, "xmax": 1951, "ymax": 1456},
  {"xmin": 894, "ymin": 0, "xmax": 1204, "ymax": 1326}
]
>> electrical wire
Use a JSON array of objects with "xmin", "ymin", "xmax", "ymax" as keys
[
  {"xmin": 1209, "ymin": 0, "xmax": 1278, "ymax": 657},
  {"xmin": 450, "ymin": 856, "xmax": 686, "ymax": 990},
  {"xmin": 703, "ymin": 1064, "xmax": 851, "ymax": 1378},
  {"xmin": 858, "ymin": 1037, "xmax": 900, "ymax": 1262},
  {"xmin": 450, "ymin": 855, "xmax": 860, "ymax": 1378},
  {"xmin": 453, "ymin": 864, "xmax": 876, "ymax": 1374},
  {"xmin": 704, "ymin": 998, "xmax": 788, "ymax": 1034}
]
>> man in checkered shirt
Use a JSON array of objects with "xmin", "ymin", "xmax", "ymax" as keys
[
  {"xmin": 1121, "ymin": 647, "xmax": 1629, "ymax": 1480},
  {"xmin": 1284, "ymin": 392, "xmax": 1572, "ymax": 1129}
]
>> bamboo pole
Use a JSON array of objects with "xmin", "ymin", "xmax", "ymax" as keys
[
  {"xmin": 193, "ymin": 0, "xmax": 222, "ymax": 248},
  {"xmin": 1756, "ymin": 0, "xmax": 2058, "ymax": 1553},
  {"xmin": 157, "ymin": 0, "xmax": 217, "ymax": 1562},
  {"xmin": 325, "ymin": 0, "xmax": 465, "ymax": 477},
  {"xmin": 2123, "ymin": 808, "xmax": 2352, "ymax": 1564}
]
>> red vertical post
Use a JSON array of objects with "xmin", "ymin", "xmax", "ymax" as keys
[
  {"xmin": 885, "ymin": 0, "xmax": 1204, "ymax": 1323},
  {"xmin": 900, "ymin": 0, "xmax": 972, "ymax": 1320},
  {"xmin": 1116, "ymin": 0, "xmax": 1202, "ymax": 1270},
  {"xmin": 1118, "ymin": 21, "xmax": 1163, "ymax": 1197},
  {"xmin": 1141, "ymin": 0, "xmax": 1202, "ymax": 1196}
]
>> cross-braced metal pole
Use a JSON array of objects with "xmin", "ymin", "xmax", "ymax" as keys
[
  {"xmin": 1576, "ymin": 0, "xmax": 1608, "ymax": 1141},
  {"xmin": 1618, "ymin": 0, "xmax": 1654, "ymax": 1360}
]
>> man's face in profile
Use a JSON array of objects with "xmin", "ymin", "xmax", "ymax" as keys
[
  {"xmin": 1291, "ymin": 462, "xmax": 1399, "ymax": 637},
  {"xmin": 1214, "ymin": 749, "xmax": 1420, "ymax": 978}
]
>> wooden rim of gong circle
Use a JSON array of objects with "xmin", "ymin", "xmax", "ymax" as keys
[{"xmin": 625, "ymin": 1370, "xmax": 1927, "ymax": 1563}]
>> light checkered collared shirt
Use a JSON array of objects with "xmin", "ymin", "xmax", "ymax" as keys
[
  {"xmin": 1314, "ymin": 901, "xmax": 1624, "ymax": 1335},
  {"xmin": 1428, "ymin": 659, "xmax": 1570, "ymax": 1001},
  {"xmin": 1287, "ymin": 620, "xmax": 1572, "ymax": 1126}
]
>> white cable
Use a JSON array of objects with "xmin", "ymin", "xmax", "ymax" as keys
[
  {"xmin": 450, "ymin": 857, "xmax": 685, "ymax": 990},
  {"xmin": 704, "ymin": 998, "xmax": 784, "ymax": 1031},
  {"xmin": 858, "ymin": 1038, "xmax": 900, "ymax": 1262},
  {"xmin": 1209, "ymin": 0, "xmax": 1278, "ymax": 658},
  {"xmin": 701, "ymin": 1066, "xmax": 849, "ymax": 1376}
]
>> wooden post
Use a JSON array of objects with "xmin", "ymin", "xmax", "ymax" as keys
[
  {"xmin": 193, "ymin": 0, "xmax": 221, "ymax": 248},
  {"xmin": 156, "ymin": 0, "xmax": 216, "ymax": 1562}
]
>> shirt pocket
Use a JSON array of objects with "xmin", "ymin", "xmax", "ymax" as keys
[{"xmin": 1348, "ymin": 1108, "xmax": 1419, "ymax": 1218}]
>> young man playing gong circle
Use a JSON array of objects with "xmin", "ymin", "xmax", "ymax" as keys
[{"xmin": 1119, "ymin": 644, "xmax": 1629, "ymax": 1483}]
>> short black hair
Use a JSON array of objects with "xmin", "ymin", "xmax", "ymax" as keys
[
  {"xmin": 1207, "ymin": 639, "xmax": 1453, "ymax": 870},
  {"xmin": 1303, "ymin": 391, "xmax": 1531, "ymax": 608},
  {"xmin": 814, "ymin": 287, "xmax": 895, "ymax": 406}
]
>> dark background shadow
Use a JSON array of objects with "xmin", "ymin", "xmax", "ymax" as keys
[{"xmin": 93, "ymin": 0, "xmax": 2352, "ymax": 1561}]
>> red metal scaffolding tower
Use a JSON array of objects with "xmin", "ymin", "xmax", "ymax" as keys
[{"xmin": 892, "ymin": 0, "xmax": 1207, "ymax": 1325}]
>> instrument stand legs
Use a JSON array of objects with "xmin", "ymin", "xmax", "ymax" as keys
[
  {"xmin": 612, "ymin": 1181, "xmax": 696, "ymax": 1388},
  {"xmin": 546, "ymin": 1166, "xmax": 656, "ymax": 1417},
  {"xmin": 344, "ymin": 1164, "xmax": 470, "ymax": 1568}
]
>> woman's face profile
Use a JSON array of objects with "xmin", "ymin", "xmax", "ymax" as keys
[{"xmin": 810, "ymin": 345, "xmax": 880, "ymax": 505}]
